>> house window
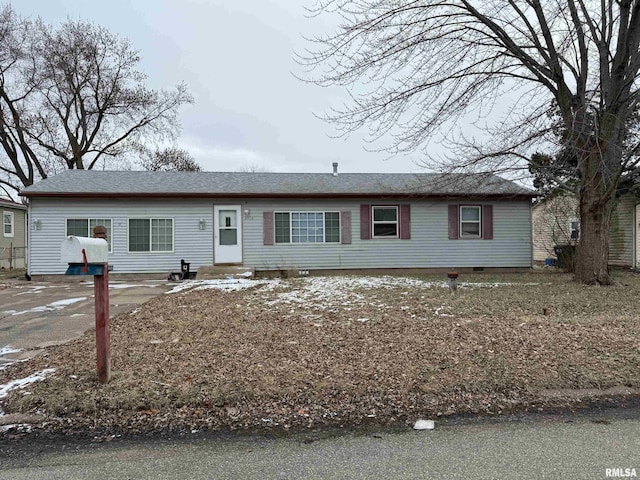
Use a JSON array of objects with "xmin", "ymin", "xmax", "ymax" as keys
[
  {"xmin": 128, "ymin": 218, "xmax": 173, "ymax": 252},
  {"xmin": 570, "ymin": 220, "xmax": 580, "ymax": 240},
  {"xmin": 3, "ymin": 211, "xmax": 14, "ymax": 238},
  {"xmin": 66, "ymin": 218, "xmax": 112, "ymax": 251},
  {"xmin": 460, "ymin": 206, "xmax": 481, "ymax": 238},
  {"xmin": 372, "ymin": 206, "xmax": 398, "ymax": 237},
  {"xmin": 274, "ymin": 212, "xmax": 340, "ymax": 244}
]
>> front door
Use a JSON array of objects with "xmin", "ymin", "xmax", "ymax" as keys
[{"xmin": 214, "ymin": 205, "xmax": 242, "ymax": 264}]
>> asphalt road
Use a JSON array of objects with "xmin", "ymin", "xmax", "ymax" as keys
[{"xmin": 1, "ymin": 409, "xmax": 639, "ymax": 479}]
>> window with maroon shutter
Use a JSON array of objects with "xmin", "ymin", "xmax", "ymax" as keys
[
  {"xmin": 341, "ymin": 211, "xmax": 352, "ymax": 244},
  {"xmin": 448, "ymin": 205, "xmax": 459, "ymax": 239},
  {"xmin": 399, "ymin": 204, "xmax": 411, "ymax": 239},
  {"xmin": 372, "ymin": 206, "xmax": 399, "ymax": 237},
  {"xmin": 449, "ymin": 204, "xmax": 494, "ymax": 240},
  {"xmin": 482, "ymin": 205, "xmax": 493, "ymax": 240},
  {"xmin": 263, "ymin": 211, "xmax": 274, "ymax": 245},
  {"xmin": 270, "ymin": 211, "xmax": 341, "ymax": 244},
  {"xmin": 360, "ymin": 204, "xmax": 371, "ymax": 239},
  {"xmin": 460, "ymin": 206, "xmax": 482, "ymax": 238}
]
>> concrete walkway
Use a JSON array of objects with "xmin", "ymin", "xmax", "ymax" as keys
[{"xmin": 0, "ymin": 278, "xmax": 173, "ymax": 368}]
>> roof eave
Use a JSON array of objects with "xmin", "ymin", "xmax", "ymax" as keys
[
  {"xmin": 20, "ymin": 191, "xmax": 536, "ymax": 200},
  {"xmin": 0, "ymin": 201, "xmax": 28, "ymax": 210}
]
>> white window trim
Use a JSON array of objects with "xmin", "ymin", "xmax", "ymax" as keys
[
  {"xmin": 65, "ymin": 218, "xmax": 113, "ymax": 252},
  {"xmin": 3, "ymin": 211, "xmax": 14, "ymax": 238},
  {"xmin": 371, "ymin": 205, "xmax": 399, "ymax": 238},
  {"xmin": 460, "ymin": 206, "xmax": 482, "ymax": 238},
  {"xmin": 127, "ymin": 217, "xmax": 175, "ymax": 253},
  {"xmin": 569, "ymin": 218, "xmax": 580, "ymax": 240},
  {"xmin": 274, "ymin": 211, "xmax": 340, "ymax": 244}
]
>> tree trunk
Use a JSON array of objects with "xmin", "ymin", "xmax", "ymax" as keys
[{"xmin": 573, "ymin": 185, "xmax": 614, "ymax": 285}]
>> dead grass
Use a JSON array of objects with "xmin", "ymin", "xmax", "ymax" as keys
[
  {"xmin": 0, "ymin": 268, "xmax": 26, "ymax": 281},
  {"xmin": 2, "ymin": 270, "xmax": 640, "ymax": 435}
]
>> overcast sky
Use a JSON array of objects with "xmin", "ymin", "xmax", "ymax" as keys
[{"xmin": 11, "ymin": 0, "xmax": 431, "ymax": 174}]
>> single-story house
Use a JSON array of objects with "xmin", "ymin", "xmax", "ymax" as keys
[
  {"xmin": 1, "ymin": 198, "xmax": 27, "ymax": 270},
  {"xmin": 532, "ymin": 192, "xmax": 640, "ymax": 269},
  {"xmin": 20, "ymin": 168, "xmax": 536, "ymax": 276}
]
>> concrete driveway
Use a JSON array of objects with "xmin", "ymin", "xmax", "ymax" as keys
[{"xmin": 0, "ymin": 278, "xmax": 173, "ymax": 368}]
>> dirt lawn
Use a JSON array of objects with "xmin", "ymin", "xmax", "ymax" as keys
[{"xmin": 1, "ymin": 270, "xmax": 640, "ymax": 436}]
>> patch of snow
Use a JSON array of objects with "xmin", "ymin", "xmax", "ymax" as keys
[
  {"xmin": 0, "ymin": 346, "xmax": 21, "ymax": 356},
  {"xmin": 166, "ymin": 279, "xmax": 279, "ymax": 294},
  {"xmin": 11, "ymin": 297, "xmax": 87, "ymax": 316},
  {"xmin": 265, "ymin": 276, "xmax": 442, "ymax": 310},
  {"xmin": 2, "ymin": 310, "xmax": 18, "ymax": 316},
  {"xmin": 109, "ymin": 284, "xmax": 159, "ymax": 290},
  {"xmin": 48, "ymin": 297, "xmax": 87, "ymax": 308},
  {"xmin": 0, "ymin": 369, "xmax": 56, "ymax": 401},
  {"xmin": 262, "ymin": 276, "xmax": 541, "ymax": 312},
  {"xmin": 13, "ymin": 286, "xmax": 47, "ymax": 296},
  {"xmin": 0, "ymin": 424, "xmax": 33, "ymax": 433},
  {"xmin": 239, "ymin": 271, "xmax": 253, "ymax": 278}
]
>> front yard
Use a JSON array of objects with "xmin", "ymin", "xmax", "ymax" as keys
[{"xmin": 2, "ymin": 270, "xmax": 640, "ymax": 435}]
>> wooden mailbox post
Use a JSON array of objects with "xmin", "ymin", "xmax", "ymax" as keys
[{"xmin": 60, "ymin": 227, "xmax": 111, "ymax": 384}]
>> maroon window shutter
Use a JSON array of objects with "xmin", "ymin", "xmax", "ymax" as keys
[
  {"xmin": 360, "ymin": 204, "xmax": 371, "ymax": 240},
  {"xmin": 482, "ymin": 205, "xmax": 493, "ymax": 240},
  {"xmin": 399, "ymin": 204, "xmax": 411, "ymax": 239},
  {"xmin": 341, "ymin": 211, "xmax": 352, "ymax": 244},
  {"xmin": 448, "ymin": 205, "xmax": 459, "ymax": 240},
  {"xmin": 263, "ymin": 211, "xmax": 274, "ymax": 245}
]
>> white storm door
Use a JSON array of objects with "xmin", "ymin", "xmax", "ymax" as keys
[{"xmin": 214, "ymin": 205, "xmax": 243, "ymax": 264}]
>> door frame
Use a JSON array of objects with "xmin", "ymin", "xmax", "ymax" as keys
[{"xmin": 213, "ymin": 204, "xmax": 243, "ymax": 265}]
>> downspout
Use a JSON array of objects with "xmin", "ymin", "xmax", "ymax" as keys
[{"xmin": 26, "ymin": 199, "xmax": 31, "ymax": 279}]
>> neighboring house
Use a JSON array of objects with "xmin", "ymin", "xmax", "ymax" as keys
[
  {"xmin": 20, "ymin": 168, "xmax": 536, "ymax": 276},
  {"xmin": 532, "ymin": 192, "xmax": 640, "ymax": 268},
  {"xmin": 1, "ymin": 198, "xmax": 28, "ymax": 270}
]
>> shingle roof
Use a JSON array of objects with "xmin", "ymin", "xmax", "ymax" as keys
[{"xmin": 20, "ymin": 170, "xmax": 535, "ymax": 198}]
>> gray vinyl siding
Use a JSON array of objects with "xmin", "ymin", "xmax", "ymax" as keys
[
  {"xmin": 244, "ymin": 199, "xmax": 532, "ymax": 270},
  {"xmin": 28, "ymin": 197, "xmax": 533, "ymax": 274},
  {"xmin": 29, "ymin": 198, "xmax": 214, "ymax": 275}
]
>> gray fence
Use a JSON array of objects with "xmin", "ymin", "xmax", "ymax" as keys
[{"xmin": 1, "ymin": 245, "xmax": 26, "ymax": 269}]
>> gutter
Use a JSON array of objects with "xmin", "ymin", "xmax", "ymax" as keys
[{"xmin": 20, "ymin": 192, "xmax": 537, "ymax": 201}]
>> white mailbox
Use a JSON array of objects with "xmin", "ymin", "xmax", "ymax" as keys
[{"xmin": 61, "ymin": 236, "xmax": 109, "ymax": 264}]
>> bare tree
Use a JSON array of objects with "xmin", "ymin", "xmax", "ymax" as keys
[
  {"xmin": 236, "ymin": 163, "xmax": 273, "ymax": 173},
  {"xmin": 0, "ymin": 7, "xmax": 193, "ymax": 194},
  {"xmin": 0, "ymin": 6, "xmax": 46, "ymax": 196},
  {"xmin": 142, "ymin": 147, "xmax": 202, "ymax": 172},
  {"xmin": 301, "ymin": 0, "xmax": 640, "ymax": 285}
]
